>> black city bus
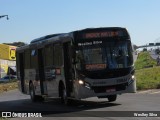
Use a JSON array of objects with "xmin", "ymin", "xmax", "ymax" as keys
[{"xmin": 16, "ymin": 27, "xmax": 136, "ymax": 104}]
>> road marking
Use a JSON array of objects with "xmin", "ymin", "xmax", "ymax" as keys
[
  {"xmin": 137, "ymin": 90, "xmax": 160, "ymax": 94},
  {"xmin": 150, "ymin": 91, "xmax": 160, "ymax": 94},
  {"xmin": 137, "ymin": 90, "xmax": 152, "ymax": 94}
]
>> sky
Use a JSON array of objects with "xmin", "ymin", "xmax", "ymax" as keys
[{"xmin": 0, "ymin": 0, "xmax": 160, "ymax": 46}]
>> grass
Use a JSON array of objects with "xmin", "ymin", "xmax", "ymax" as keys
[
  {"xmin": 0, "ymin": 118, "xmax": 8, "ymax": 120},
  {"xmin": 0, "ymin": 80, "xmax": 18, "ymax": 93},
  {"xmin": 135, "ymin": 51, "xmax": 157, "ymax": 70},
  {"xmin": 135, "ymin": 51, "xmax": 160, "ymax": 90},
  {"xmin": 0, "ymin": 118, "xmax": 7, "ymax": 120},
  {"xmin": 135, "ymin": 67, "xmax": 160, "ymax": 90}
]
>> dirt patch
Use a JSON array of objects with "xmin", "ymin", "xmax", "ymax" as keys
[{"xmin": 0, "ymin": 81, "xmax": 18, "ymax": 93}]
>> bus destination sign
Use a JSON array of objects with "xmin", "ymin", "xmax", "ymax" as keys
[{"xmin": 84, "ymin": 31, "xmax": 120, "ymax": 39}]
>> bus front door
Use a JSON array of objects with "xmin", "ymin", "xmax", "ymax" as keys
[
  {"xmin": 38, "ymin": 48, "xmax": 47, "ymax": 95},
  {"xmin": 63, "ymin": 42, "xmax": 73, "ymax": 97}
]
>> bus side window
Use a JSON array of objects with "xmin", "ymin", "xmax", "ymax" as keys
[
  {"xmin": 54, "ymin": 44, "xmax": 63, "ymax": 66},
  {"xmin": 31, "ymin": 49, "xmax": 38, "ymax": 69},
  {"xmin": 24, "ymin": 49, "xmax": 30, "ymax": 69},
  {"xmin": 45, "ymin": 44, "xmax": 53, "ymax": 67}
]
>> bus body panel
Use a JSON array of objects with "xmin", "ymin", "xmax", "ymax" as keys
[{"xmin": 46, "ymin": 75, "xmax": 64, "ymax": 97}]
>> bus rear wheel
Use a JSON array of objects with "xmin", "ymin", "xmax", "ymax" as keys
[
  {"xmin": 29, "ymin": 83, "xmax": 43, "ymax": 102},
  {"xmin": 107, "ymin": 95, "xmax": 117, "ymax": 102},
  {"xmin": 29, "ymin": 83, "xmax": 37, "ymax": 102}
]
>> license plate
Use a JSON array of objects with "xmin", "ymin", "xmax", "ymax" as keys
[{"xmin": 106, "ymin": 88, "xmax": 116, "ymax": 92}]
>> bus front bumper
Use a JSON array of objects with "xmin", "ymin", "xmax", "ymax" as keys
[{"xmin": 73, "ymin": 76, "xmax": 136, "ymax": 99}]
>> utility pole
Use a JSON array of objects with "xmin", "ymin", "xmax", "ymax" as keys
[
  {"xmin": 0, "ymin": 15, "xmax": 9, "ymax": 20},
  {"xmin": 0, "ymin": 15, "xmax": 9, "ymax": 78}
]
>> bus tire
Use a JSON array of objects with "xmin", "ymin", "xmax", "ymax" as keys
[
  {"xmin": 29, "ymin": 82, "xmax": 40, "ymax": 102},
  {"xmin": 59, "ymin": 83, "xmax": 69, "ymax": 105},
  {"xmin": 107, "ymin": 95, "xmax": 117, "ymax": 102}
]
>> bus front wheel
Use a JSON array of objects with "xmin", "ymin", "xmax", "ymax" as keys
[
  {"xmin": 29, "ymin": 83, "xmax": 37, "ymax": 102},
  {"xmin": 60, "ymin": 84, "xmax": 68, "ymax": 105},
  {"xmin": 107, "ymin": 95, "xmax": 117, "ymax": 102}
]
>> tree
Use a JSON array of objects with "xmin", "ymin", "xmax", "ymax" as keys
[
  {"xmin": 3, "ymin": 42, "xmax": 27, "ymax": 47},
  {"xmin": 133, "ymin": 44, "xmax": 138, "ymax": 50},
  {"xmin": 143, "ymin": 48, "xmax": 147, "ymax": 52}
]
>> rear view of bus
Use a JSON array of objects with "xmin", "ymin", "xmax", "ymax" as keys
[{"xmin": 73, "ymin": 27, "xmax": 136, "ymax": 102}]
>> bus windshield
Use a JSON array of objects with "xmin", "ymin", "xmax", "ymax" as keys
[{"xmin": 76, "ymin": 40, "xmax": 133, "ymax": 71}]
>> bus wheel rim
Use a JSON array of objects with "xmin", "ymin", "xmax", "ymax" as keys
[
  {"xmin": 30, "ymin": 86, "xmax": 34, "ymax": 99},
  {"xmin": 63, "ymin": 89, "xmax": 67, "ymax": 104}
]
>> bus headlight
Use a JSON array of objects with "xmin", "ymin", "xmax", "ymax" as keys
[
  {"xmin": 78, "ymin": 80, "xmax": 84, "ymax": 85},
  {"xmin": 78, "ymin": 80, "xmax": 91, "ymax": 89},
  {"xmin": 132, "ymin": 75, "xmax": 135, "ymax": 79}
]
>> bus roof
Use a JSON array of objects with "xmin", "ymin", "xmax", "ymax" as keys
[
  {"xmin": 30, "ymin": 27, "xmax": 127, "ymax": 44},
  {"xmin": 76, "ymin": 27, "xmax": 126, "ymax": 32},
  {"xmin": 30, "ymin": 33, "xmax": 62, "ymax": 44},
  {"xmin": 16, "ymin": 27, "xmax": 128, "ymax": 51}
]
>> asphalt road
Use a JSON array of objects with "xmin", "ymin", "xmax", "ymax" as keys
[
  {"xmin": 133, "ymin": 52, "xmax": 138, "ymax": 62},
  {"xmin": 0, "ymin": 89, "xmax": 160, "ymax": 120}
]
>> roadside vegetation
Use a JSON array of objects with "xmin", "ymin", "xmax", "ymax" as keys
[
  {"xmin": 135, "ymin": 67, "xmax": 160, "ymax": 90},
  {"xmin": 135, "ymin": 51, "xmax": 156, "ymax": 70},
  {"xmin": 135, "ymin": 51, "xmax": 160, "ymax": 90},
  {"xmin": 0, "ymin": 118, "xmax": 7, "ymax": 120},
  {"xmin": 0, "ymin": 80, "xmax": 18, "ymax": 93}
]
